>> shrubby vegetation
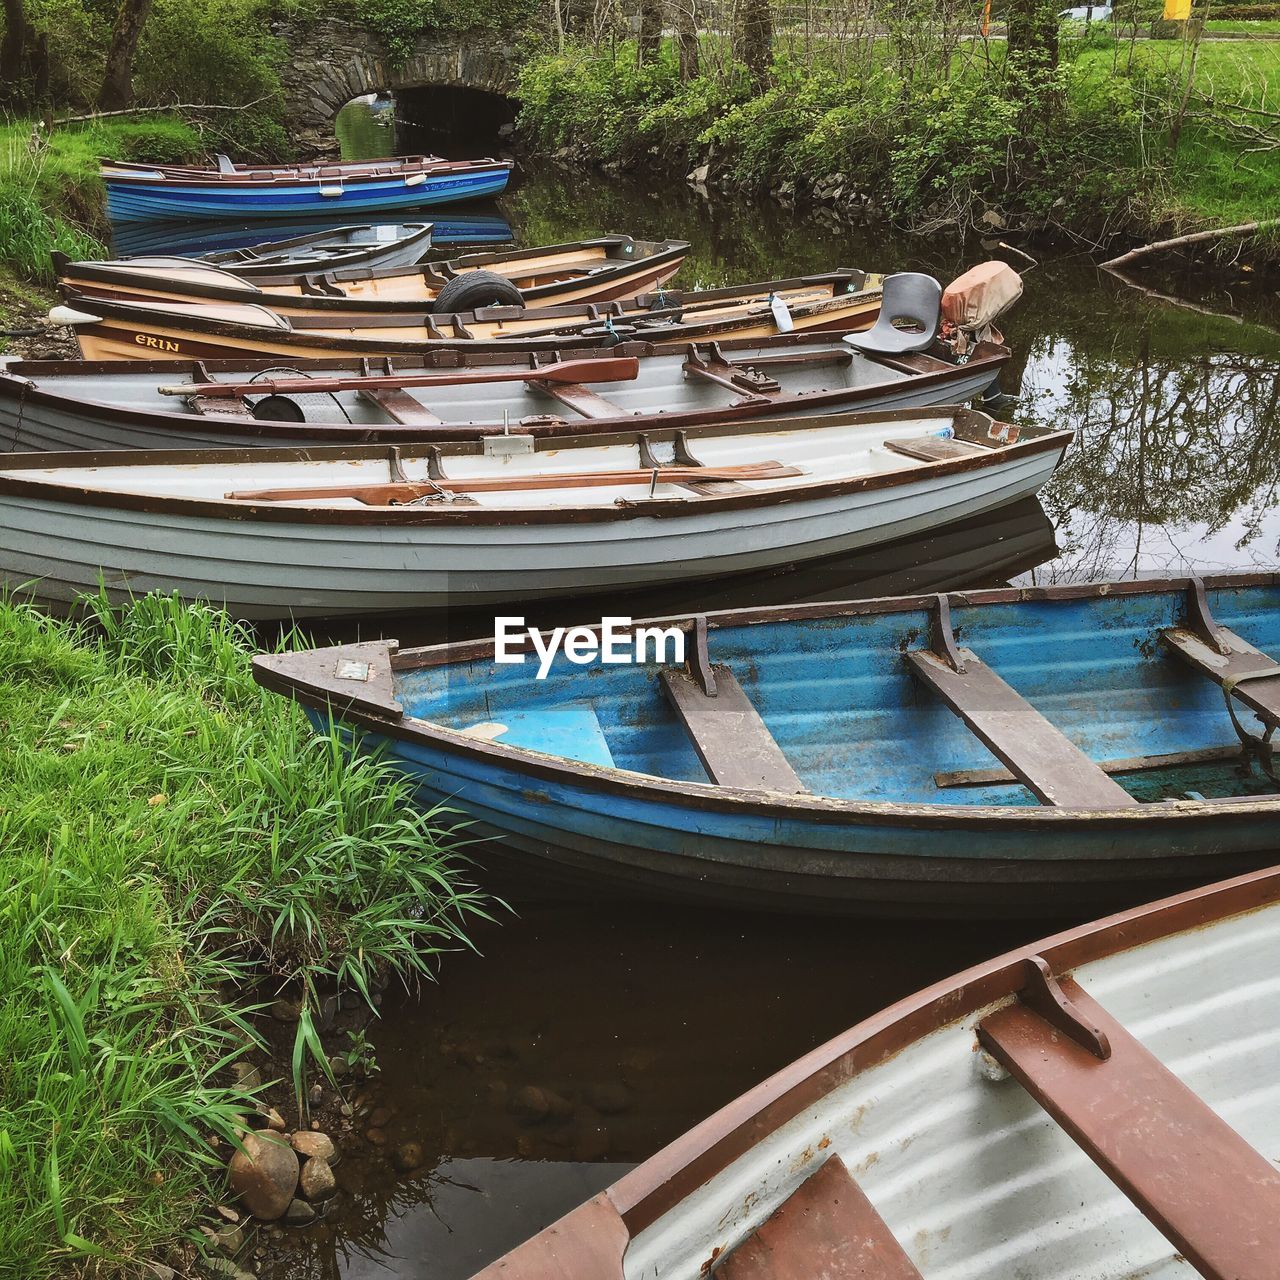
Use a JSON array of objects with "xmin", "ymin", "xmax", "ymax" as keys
[
  {"xmin": 517, "ymin": 9, "xmax": 1280, "ymax": 241},
  {"xmin": 0, "ymin": 593, "xmax": 487, "ymax": 1277}
]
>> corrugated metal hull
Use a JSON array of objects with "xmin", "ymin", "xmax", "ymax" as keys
[
  {"xmin": 104, "ymin": 167, "xmax": 512, "ymax": 221},
  {"xmin": 623, "ymin": 896, "xmax": 1280, "ymax": 1276},
  {"xmin": 0, "ymin": 446, "xmax": 1060, "ymax": 616}
]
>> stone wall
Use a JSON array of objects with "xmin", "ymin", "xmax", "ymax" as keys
[{"xmin": 271, "ymin": 16, "xmax": 520, "ymax": 152}]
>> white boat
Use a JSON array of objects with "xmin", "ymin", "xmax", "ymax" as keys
[
  {"xmin": 468, "ymin": 864, "xmax": 1280, "ymax": 1279},
  {"xmin": 0, "ymin": 406, "xmax": 1069, "ymax": 619}
]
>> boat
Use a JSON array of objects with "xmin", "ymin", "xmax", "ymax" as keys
[
  {"xmin": 47, "ymin": 272, "xmax": 894, "ymax": 361},
  {"xmin": 253, "ymin": 573, "xmax": 1280, "ymax": 914},
  {"xmin": 54, "ymin": 235, "xmax": 694, "ymax": 315},
  {"xmin": 108, "ymin": 213, "xmax": 514, "ymax": 258},
  {"xmin": 0, "ymin": 404, "xmax": 1068, "ymax": 618},
  {"xmin": 0, "ymin": 336, "xmax": 1010, "ymax": 451},
  {"xmin": 195, "ymin": 222, "xmax": 435, "ymax": 276},
  {"xmin": 101, "ymin": 153, "xmax": 514, "ymax": 222},
  {"xmin": 452, "ymin": 863, "xmax": 1280, "ymax": 1279}
]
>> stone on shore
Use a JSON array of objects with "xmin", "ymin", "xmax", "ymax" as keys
[{"xmin": 228, "ymin": 1132, "xmax": 298, "ymax": 1221}]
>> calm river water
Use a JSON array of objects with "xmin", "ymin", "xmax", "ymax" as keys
[{"xmin": 235, "ymin": 101, "xmax": 1280, "ymax": 1279}]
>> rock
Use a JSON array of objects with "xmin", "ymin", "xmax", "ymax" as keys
[
  {"xmin": 585, "ymin": 1083, "xmax": 632, "ymax": 1115},
  {"xmin": 215, "ymin": 1205, "xmax": 240, "ymax": 1224},
  {"xmin": 686, "ymin": 163, "xmax": 710, "ymax": 185},
  {"xmin": 365, "ymin": 1127, "xmax": 387, "ymax": 1145},
  {"xmin": 299, "ymin": 1156, "xmax": 337, "ymax": 1202},
  {"xmin": 290, "ymin": 1131, "xmax": 337, "ymax": 1163},
  {"xmin": 270, "ymin": 998, "xmax": 302, "ymax": 1023},
  {"xmin": 229, "ymin": 1062, "xmax": 262, "ymax": 1091},
  {"xmin": 510, "ymin": 1085, "xmax": 573, "ymax": 1124},
  {"xmin": 392, "ymin": 1141, "xmax": 424, "ymax": 1172},
  {"xmin": 252, "ymin": 1106, "xmax": 285, "ymax": 1133},
  {"xmin": 147, "ymin": 1264, "xmax": 177, "ymax": 1280},
  {"xmin": 227, "ymin": 1131, "xmax": 298, "ymax": 1221},
  {"xmin": 367, "ymin": 1106, "xmax": 394, "ymax": 1128},
  {"xmin": 196, "ymin": 1258, "xmax": 254, "ymax": 1280},
  {"xmin": 283, "ymin": 1198, "xmax": 316, "ymax": 1226},
  {"xmin": 329, "ymin": 1056, "xmax": 350, "ymax": 1080},
  {"xmin": 979, "ymin": 209, "xmax": 1007, "ymax": 230},
  {"xmin": 203, "ymin": 1222, "xmax": 244, "ymax": 1256},
  {"xmin": 308, "ymin": 1084, "xmax": 324, "ymax": 1107}
]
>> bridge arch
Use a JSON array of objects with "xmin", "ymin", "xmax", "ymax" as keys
[{"xmin": 272, "ymin": 16, "xmax": 521, "ymax": 153}]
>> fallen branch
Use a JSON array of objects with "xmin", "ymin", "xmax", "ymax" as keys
[
  {"xmin": 51, "ymin": 97, "xmax": 271, "ymax": 126},
  {"xmin": 1100, "ymin": 219, "xmax": 1280, "ymax": 270}
]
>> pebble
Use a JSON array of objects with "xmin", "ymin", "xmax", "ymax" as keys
[
  {"xmin": 367, "ymin": 1106, "xmax": 394, "ymax": 1128},
  {"xmin": 271, "ymin": 997, "xmax": 302, "ymax": 1023},
  {"xmin": 365, "ymin": 1127, "xmax": 387, "ymax": 1145},
  {"xmin": 229, "ymin": 1062, "xmax": 262, "ymax": 1091},
  {"xmin": 255, "ymin": 1106, "xmax": 286, "ymax": 1133},
  {"xmin": 215, "ymin": 1205, "xmax": 240, "ymax": 1224},
  {"xmin": 299, "ymin": 1156, "xmax": 337, "ymax": 1202},
  {"xmin": 283, "ymin": 1198, "xmax": 316, "ymax": 1226},
  {"xmin": 510, "ymin": 1085, "xmax": 572, "ymax": 1124},
  {"xmin": 290, "ymin": 1131, "xmax": 337, "ymax": 1163},
  {"xmin": 392, "ymin": 1141, "xmax": 424, "ymax": 1172},
  {"xmin": 308, "ymin": 1084, "xmax": 324, "ymax": 1106}
]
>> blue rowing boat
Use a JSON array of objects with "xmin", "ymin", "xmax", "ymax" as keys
[
  {"xmin": 254, "ymin": 573, "xmax": 1280, "ymax": 917},
  {"xmin": 102, "ymin": 153, "xmax": 513, "ymax": 222}
]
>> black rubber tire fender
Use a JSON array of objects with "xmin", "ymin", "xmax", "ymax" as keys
[{"xmin": 431, "ymin": 268, "xmax": 524, "ymax": 314}]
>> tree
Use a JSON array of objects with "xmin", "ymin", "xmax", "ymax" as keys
[
  {"xmin": 637, "ymin": 0, "xmax": 662, "ymax": 64},
  {"xmin": 733, "ymin": 0, "xmax": 772, "ymax": 87},
  {"xmin": 99, "ymin": 0, "xmax": 154, "ymax": 111},
  {"xmin": 672, "ymin": 0, "xmax": 699, "ymax": 80}
]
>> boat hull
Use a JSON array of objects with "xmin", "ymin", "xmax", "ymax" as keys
[
  {"xmin": 104, "ymin": 165, "xmax": 512, "ymax": 221},
  {"xmin": 0, "ymin": 442, "xmax": 1063, "ymax": 617}
]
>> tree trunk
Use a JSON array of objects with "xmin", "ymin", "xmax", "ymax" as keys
[
  {"xmin": 734, "ymin": 0, "xmax": 772, "ymax": 87},
  {"xmin": 673, "ymin": 0, "xmax": 699, "ymax": 78},
  {"xmin": 1, "ymin": 0, "xmax": 29, "ymax": 102},
  {"xmin": 98, "ymin": 0, "xmax": 154, "ymax": 111},
  {"xmin": 1005, "ymin": 0, "xmax": 1058, "ymax": 70},
  {"xmin": 637, "ymin": 0, "xmax": 662, "ymax": 63}
]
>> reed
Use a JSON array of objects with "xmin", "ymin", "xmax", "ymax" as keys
[{"xmin": 0, "ymin": 592, "xmax": 489, "ymax": 1277}]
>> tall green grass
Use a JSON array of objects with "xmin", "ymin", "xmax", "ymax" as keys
[
  {"xmin": 0, "ymin": 593, "xmax": 489, "ymax": 1277},
  {"xmin": 0, "ymin": 118, "xmax": 202, "ymax": 283}
]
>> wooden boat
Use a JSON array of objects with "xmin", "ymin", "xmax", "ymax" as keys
[
  {"xmin": 0, "ymin": 405, "xmax": 1068, "ymax": 618},
  {"xmin": 101, "ymin": 153, "xmax": 513, "ymax": 222},
  {"xmin": 196, "ymin": 222, "xmax": 435, "ymax": 275},
  {"xmin": 0, "ymin": 336, "xmax": 1010, "ymax": 450},
  {"xmin": 254, "ymin": 573, "xmax": 1280, "ymax": 914},
  {"xmin": 108, "ymin": 213, "xmax": 514, "ymax": 258},
  {"xmin": 48, "ymin": 273, "xmax": 892, "ymax": 361},
  {"xmin": 454, "ymin": 863, "xmax": 1280, "ymax": 1279},
  {"xmin": 54, "ymin": 235, "xmax": 693, "ymax": 315}
]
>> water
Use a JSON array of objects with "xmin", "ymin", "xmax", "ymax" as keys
[{"xmin": 174, "ymin": 99, "xmax": 1280, "ymax": 1277}]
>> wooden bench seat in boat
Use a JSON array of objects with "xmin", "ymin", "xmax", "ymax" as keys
[
  {"xmin": 883, "ymin": 435, "xmax": 986, "ymax": 464},
  {"xmin": 979, "ymin": 958, "xmax": 1280, "ymax": 1280},
  {"xmin": 357, "ymin": 386, "xmax": 444, "ymax": 426},
  {"xmin": 660, "ymin": 664, "xmax": 806, "ymax": 794},
  {"xmin": 1162, "ymin": 622, "xmax": 1280, "ymax": 729},
  {"xmin": 909, "ymin": 601, "xmax": 1137, "ymax": 809},
  {"xmin": 720, "ymin": 1154, "xmax": 924, "ymax": 1279},
  {"xmin": 190, "ymin": 394, "xmax": 255, "ymax": 419}
]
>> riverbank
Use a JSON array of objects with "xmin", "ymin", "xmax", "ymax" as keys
[
  {"xmin": 0, "ymin": 593, "xmax": 489, "ymax": 1279},
  {"xmin": 515, "ymin": 31, "xmax": 1280, "ymax": 257}
]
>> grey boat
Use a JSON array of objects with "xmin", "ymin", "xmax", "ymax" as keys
[{"xmin": 0, "ymin": 334, "xmax": 1009, "ymax": 451}]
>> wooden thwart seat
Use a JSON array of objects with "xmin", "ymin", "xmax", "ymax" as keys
[
  {"xmin": 883, "ymin": 435, "xmax": 985, "ymax": 464},
  {"xmin": 526, "ymin": 379, "xmax": 624, "ymax": 420},
  {"xmin": 1162, "ymin": 624, "xmax": 1280, "ymax": 729},
  {"xmin": 979, "ymin": 963, "xmax": 1280, "ymax": 1280},
  {"xmin": 720, "ymin": 1155, "xmax": 923, "ymax": 1280},
  {"xmin": 660, "ymin": 664, "xmax": 806, "ymax": 794},
  {"xmin": 357, "ymin": 386, "xmax": 444, "ymax": 426}
]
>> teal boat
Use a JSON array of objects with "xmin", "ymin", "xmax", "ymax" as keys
[{"xmin": 254, "ymin": 574, "xmax": 1280, "ymax": 916}]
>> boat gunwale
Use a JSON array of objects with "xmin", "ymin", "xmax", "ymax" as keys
[
  {"xmin": 250, "ymin": 570, "xmax": 1280, "ymax": 828},
  {"xmin": 197, "ymin": 221, "xmax": 434, "ymax": 268},
  {"xmin": 0, "ymin": 339, "xmax": 1011, "ymax": 443},
  {"xmin": 0, "ymin": 405, "xmax": 1070, "ymax": 525},
  {"xmin": 100, "ymin": 156, "xmax": 515, "ymax": 189}
]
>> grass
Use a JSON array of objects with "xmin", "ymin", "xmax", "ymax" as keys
[
  {"xmin": 0, "ymin": 118, "xmax": 202, "ymax": 283},
  {"xmin": 0, "ymin": 592, "xmax": 490, "ymax": 1277}
]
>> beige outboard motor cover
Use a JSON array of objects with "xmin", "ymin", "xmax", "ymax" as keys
[{"xmin": 942, "ymin": 261, "xmax": 1023, "ymax": 351}]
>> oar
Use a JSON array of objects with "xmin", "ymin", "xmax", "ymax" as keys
[
  {"xmin": 226, "ymin": 461, "xmax": 804, "ymax": 505},
  {"xmin": 157, "ymin": 356, "xmax": 642, "ymax": 399}
]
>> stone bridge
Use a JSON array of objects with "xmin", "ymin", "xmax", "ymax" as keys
[{"xmin": 271, "ymin": 16, "xmax": 521, "ymax": 151}]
